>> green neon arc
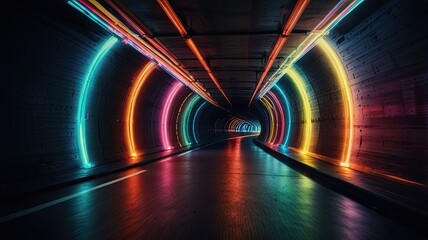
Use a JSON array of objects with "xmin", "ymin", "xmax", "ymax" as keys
[{"xmin": 181, "ymin": 95, "xmax": 200, "ymax": 146}]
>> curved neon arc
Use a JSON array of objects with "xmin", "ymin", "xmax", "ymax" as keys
[
  {"xmin": 181, "ymin": 94, "xmax": 200, "ymax": 146},
  {"xmin": 260, "ymin": 97, "xmax": 275, "ymax": 143},
  {"xmin": 161, "ymin": 81, "xmax": 183, "ymax": 150},
  {"xmin": 286, "ymin": 67, "xmax": 312, "ymax": 154},
  {"xmin": 273, "ymin": 85, "xmax": 292, "ymax": 147},
  {"xmin": 264, "ymin": 95, "xmax": 279, "ymax": 144},
  {"xmin": 318, "ymin": 38, "xmax": 354, "ymax": 167},
  {"xmin": 126, "ymin": 62, "xmax": 156, "ymax": 157},
  {"xmin": 267, "ymin": 91, "xmax": 285, "ymax": 146},
  {"xmin": 192, "ymin": 102, "xmax": 206, "ymax": 144},
  {"xmin": 77, "ymin": 36, "xmax": 117, "ymax": 168}
]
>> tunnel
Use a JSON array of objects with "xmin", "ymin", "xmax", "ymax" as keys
[{"xmin": 1, "ymin": 0, "xmax": 427, "ymax": 238}]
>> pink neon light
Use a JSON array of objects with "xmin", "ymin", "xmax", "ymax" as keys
[
  {"xmin": 161, "ymin": 82, "xmax": 183, "ymax": 149},
  {"xmin": 267, "ymin": 91, "xmax": 285, "ymax": 146}
]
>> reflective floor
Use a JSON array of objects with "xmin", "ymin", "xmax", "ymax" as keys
[{"xmin": 0, "ymin": 137, "xmax": 423, "ymax": 239}]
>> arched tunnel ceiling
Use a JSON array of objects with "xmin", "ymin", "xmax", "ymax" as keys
[{"xmin": 105, "ymin": 0, "xmax": 342, "ymax": 114}]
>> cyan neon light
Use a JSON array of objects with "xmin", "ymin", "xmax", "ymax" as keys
[
  {"xmin": 273, "ymin": 85, "xmax": 292, "ymax": 147},
  {"xmin": 318, "ymin": 38, "xmax": 354, "ymax": 167},
  {"xmin": 181, "ymin": 94, "xmax": 200, "ymax": 145},
  {"xmin": 192, "ymin": 102, "xmax": 206, "ymax": 144},
  {"xmin": 325, "ymin": 0, "xmax": 365, "ymax": 32},
  {"xmin": 77, "ymin": 36, "xmax": 117, "ymax": 168},
  {"xmin": 68, "ymin": 1, "xmax": 114, "ymax": 35},
  {"xmin": 287, "ymin": 67, "xmax": 312, "ymax": 154}
]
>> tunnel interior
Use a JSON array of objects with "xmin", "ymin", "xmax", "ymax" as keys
[{"xmin": 2, "ymin": 0, "xmax": 427, "ymax": 204}]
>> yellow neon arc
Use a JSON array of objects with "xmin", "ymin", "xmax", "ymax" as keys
[
  {"xmin": 126, "ymin": 62, "xmax": 156, "ymax": 157},
  {"xmin": 318, "ymin": 38, "xmax": 354, "ymax": 167},
  {"xmin": 287, "ymin": 68, "xmax": 312, "ymax": 154},
  {"xmin": 261, "ymin": 97, "xmax": 275, "ymax": 143}
]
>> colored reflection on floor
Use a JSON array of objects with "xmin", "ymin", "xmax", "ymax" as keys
[{"xmin": 0, "ymin": 137, "xmax": 422, "ymax": 239}]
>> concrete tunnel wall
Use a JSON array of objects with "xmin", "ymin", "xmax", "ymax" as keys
[
  {"xmin": 1, "ymin": 0, "xmax": 427, "ymax": 188},
  {"xmin": 255, "ymin": 0, "xmax": 427, "ymax": 184},
  {"xmin": 1, "ymin": 1, "xmax": 257, "ymax": 184}
]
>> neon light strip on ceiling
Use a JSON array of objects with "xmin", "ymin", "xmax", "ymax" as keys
[
  {"xmin": 126, "ymin": 62, "xmax": 156, "ymax": 157},
  {"xmin": 248, "ymin": 0, "xmax": 310, "ymax": 107},
  {"xmin": 68, "ymin": 0, "xmax": 222, "ymax": 108},
  {"xmin": 258, "ymin": 0, "xmax": 364, "ymax": 98},
  {"xmin": 77, "ymin": 36, "xmax": 118, "ymax": 168},
  {"xmin": 318, "ymin": 38, "xmax": 354, "ymax": 167},
  {"xmin": 157, "ymin": 0, "xmax": 231, "ymax": 106}
]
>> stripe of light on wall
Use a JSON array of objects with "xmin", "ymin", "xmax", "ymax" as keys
[
  {"xmin": 273, "ymin": 85, "xmax": 292, "ymax": 147},
  {"xmin": 161, "ymin": 81, "xmax": 183, "ymax": 150},
  {"xmin": 318, "ymin": 38, "xmax": 354, "ymax": 167},
  {"xmin": 181, "ymin": 94, "xmax": 200, "ymax": 145},
  {"xmin": 126, "ymin": 62, "xmax": 156, "ymax": 157},
  {"xmin": 77, "ymin": 36, "xmax": 118, "ymax": 168},
  {"xmin": 286, "ymin": 67, "xmax": 312, "ymax": 154}
]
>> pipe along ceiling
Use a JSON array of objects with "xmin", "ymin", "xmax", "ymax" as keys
[{"xmin": 2, "ymin": 0, "xmax": 427, "ymax": 186}]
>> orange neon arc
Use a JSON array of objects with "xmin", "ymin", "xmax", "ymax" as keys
[{"xmin": 126, "ymin": 62, "xmax": 156, "ymax": 157}]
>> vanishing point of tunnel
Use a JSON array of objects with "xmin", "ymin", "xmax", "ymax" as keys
[{"xmin": 1, "ymin": 0, "xmax": 427, "ymax": 239}]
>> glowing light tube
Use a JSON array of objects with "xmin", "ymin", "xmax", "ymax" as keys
[
  {"xmin": 318, "ymin": 38, "xmax": 354, "ymax": 167},
  {"xmin": 287, "ymin": 67, "xmax": 312, "ymax": 154},
  {"xmin": 267, "ymin": 91, "xmax": 285, "ymax": 146},
  {"xmin": 181, "ymin": 94, "xmax": 200, "ymax": 145},
  {"xmin": 248, "ymin": 0, "xmax": 310, "ymax": 107},
  {"xmin": 260, "ymin": 97, "xmax": 276, "ymax": 144},
  {"xmin": 192, "ymin": 102, "xmax": 206, "ymax": 144},
  {"xmin": 77, "ymin": 36, "xmax": 117, "ymax": 168},
  {"xmin": 156, "ymin": 0, "xmax": 231, "ymax": 106},
  {"xmin": 273, "ymin": 85, "xmax": 292, "ymax": 147},
  {"xmin": 263, "ymin": 95, "xmax": 279, "ymax": 144},
  {"xmin": 258, "ymin": 0, "xmax": 364, "ymax": 98},
  {"xmin": 161, "ymin": 81, "xmax": 183, "ymax": 150},
  {"xmin": 68, "ymin": 0, "xmax": 222, "ymax": 108},
  {"xmin": 126, "ymin": 62, "xmax": 156, "ymax": 157}
]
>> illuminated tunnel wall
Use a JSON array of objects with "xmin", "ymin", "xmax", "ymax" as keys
[
  {"xmin": 1, "ymin": 0, "xmax": 426, "ymax": 187},
  {"xmin": 255, "ymin": 0, "xmax": 427, "ymax": 184},
  {"xmin": 1, "ymin": 1, "xmax": 258, "ymax": 183}
]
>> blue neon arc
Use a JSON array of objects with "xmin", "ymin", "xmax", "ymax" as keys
[
  {"xmin": 77, "ymin": 37, "xmax": 118, "ymax": 168},
  {"xmin": 192, "ymin": 102, "xmax": 206, "ymax": 143},
  {"xmin": 274, "ymin": 84, "xmax": 292, "ymax": 147}
]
